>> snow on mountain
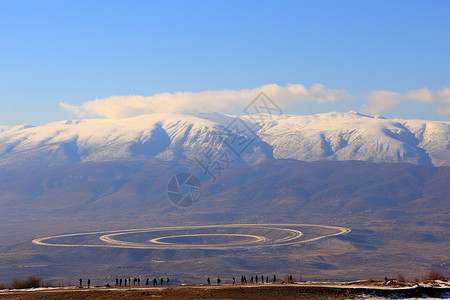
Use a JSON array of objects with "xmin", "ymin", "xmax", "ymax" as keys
[
  {"xmin": 0, "ymin": 111, "xmax": 449, "ymax": 169},
  {"xmin": 259, "ymin": 111, "xmax": 450, "ymax": 166}
]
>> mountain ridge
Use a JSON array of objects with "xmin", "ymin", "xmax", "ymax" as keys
[{"xmin": 0, "ymin": 111, "xmax": 449, "ymax": 169}]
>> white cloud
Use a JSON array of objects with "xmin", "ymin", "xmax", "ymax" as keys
[
  {"xmin": 61, "ymin": 84, "xmax": 450, "ymax": 119},
  {"xmin": 60, "ymin": 83, "xmax": 350, "ymax": 119},
  {"xmin": 361, "ymin": 87, "xmax": 450, "ymax": 115}
]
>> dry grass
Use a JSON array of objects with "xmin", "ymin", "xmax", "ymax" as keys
[
  {"xmin": 397, "ymin": 274, "xmax": 405, "ymax": 283},
  {"xmin": 0, "ymin": 276, "xmax": 52, "ymax": 290},
  {"xmin": 11, "ymin": 276, "xmax": 42, "ymax": 289},
  {"xmin": 427, "ymin": 271, "xmax": 447, "ymax": 281}
]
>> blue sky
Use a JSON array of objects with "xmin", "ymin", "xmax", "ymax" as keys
[{"xmin": 0, "ymin": 0, "xmax": 449, "ymax": 125}]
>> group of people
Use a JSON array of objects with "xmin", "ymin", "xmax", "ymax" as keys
[
  {"xmin": 78, "ymin": 278, "xmax": 90, "ymax": 288},
  {"xmin": 79, "ymin": 274, "xmax": 288, "ymax": 288},
  {"xmin": 114, "ymin": 277, "xmax": 170, "ymax": 287},
  {"xmin": 207, "ymin": 274, "xmax": 278, "ymax": 285}
]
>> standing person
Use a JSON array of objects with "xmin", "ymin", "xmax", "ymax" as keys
[
  {"xmin": 250, "ymin": 276, "xmax": 253, "ymax": 284},
  {"xmin": 232, "ymin": 277, "xmax": 235, "ymax": 284},
  {"xmin": 138, "ymin": 278, "xmax": 140, "ymax": 286},
  {"xmin": 166, "ymin": 277, "xmax": 169, "ymax": 286},
  {"xmin": 160, "ymin": 278, "xmax": 163, "ymax": 286},
  {"xmin": 124, "ymin": 278, "xmax": 127, "ymax": 286},
  {"xmin": 87, "ymin": 279, "xmax": 90, "ymax": 288},
  {"xmin": 261, "ymin": 275, "xmax": 264, "ymax": 283},
  {"xmin": 120, "ymin": 278, "xmax": 122, "ymax": 286},
  {"xmin": 79, "ymin": 278, "xmax": 82, "ymax": 288},
  {"xmin": 240, "ymin": 276, "xmax": 243, "ymax": 284},
  {"xmin": 207, "ymin": 277, "xmax": 211, "ymax": 285},
  {"xmin": 115, "ymin": 278, "xmax": 118, "ymax": 286},
  {"xmin": 273, "ymin": 275, "xmax": 276, "ymax": 283},
  {"xmin": 153, "ymin": 278, "xmax": 157, "ymax": 286},
  {"xmin": 255, "ymin": 275, "xmax": 258, "ymax": 284},
  {"xmin": 146, "ymin": 278, "xmax": 149, "ymax": 286},
  {"xmin": 217, "ymin": 277, "xmax": 221, "ymax": 285},
  {"xmin": 266, "ymin": 276, "xmax": 268, "ymax": 283}
]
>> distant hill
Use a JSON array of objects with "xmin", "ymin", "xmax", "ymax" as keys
[{"xmin": 0, "ymin": 159, "xmax": 448, "ymax": 223}]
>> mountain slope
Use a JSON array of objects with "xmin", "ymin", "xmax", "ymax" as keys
[{"xmin": 0, "ymin": 111, "xmax": 449, "ymax": 168}]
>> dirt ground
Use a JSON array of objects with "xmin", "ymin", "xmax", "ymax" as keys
[
  {"xmin": 3, "ymin": 284, "xmax": 449, "ymax": 300},
  {"xmin": 0, "ymin": 284, "xmax": 369, "ymax": 300}
]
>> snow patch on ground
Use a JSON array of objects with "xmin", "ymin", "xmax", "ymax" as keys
[{"xmin": 358, "ymin": 292, "xmax": 450, "ymax": 299}]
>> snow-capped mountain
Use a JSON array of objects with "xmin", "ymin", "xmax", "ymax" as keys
[
  {"xmin": 260, "ymin": 111, "xmax": 450, "ymax": 166},
  {"xmin": 0, "ymin": 111, "xmax": 449, "ymax": 169}
]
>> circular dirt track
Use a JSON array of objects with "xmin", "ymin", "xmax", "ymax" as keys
[{"xmin": 32, "ymin": 224, "xmax": 350, "ymax": 250}]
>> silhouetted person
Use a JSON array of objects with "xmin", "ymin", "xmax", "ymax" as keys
[
  {"xmin": 87, "ymin": 279, "xmax": 90, "ymax": 288},
  {"xmin": 250, "ymin": 276, "xmax": 253, "ymax": 284},
  {"xmin": 289, "ymin": 275, "xmax": 293, "ymax": 282},
  {"xmin": 115, "ymin": 278, "xmax": 118, "ymax": 286},
  {"xmin": 79, "ymin": 278, "xmax": 82, "ymax": 287},
  {"xmin": 266, "ymin": 276, "xmax": 268, "ymax": 283},
  {"xmin": 129, "ymin": 278, "xmax": 131, "ymax": 286},
  {"xmin": 261, "ymin": 275, "xmax": 264, "ymax": 283},
  {"xmin": 255, "ymin": 275, "xmax": 258, "ymax": 283},
  {"xmin": 244, "ymin": 276, "xmax": 247, "ymax": 283},
  {"xmin": 217, "ymin": 277, "xmax": 221, "ymax": 285},
  {"xmin": 207, "ymin": 277, "xmax": 211, "ymax": 285},
  {"xmin": 120, "ymin": 278, "xmax": 122, "ymax": 286},
  {"xmin": 166, "ymin": 278, "xmax": 169, "ymax": 286},
  {"xmin": 124, "ymin": 278, "xmax": 127, "ymax": 286},
  {"xmin": 146, "ymin": 278, "xmax": 149, "ymax": 286},
  {"xmin": 273, "ymin": 275, "xmax": 276, "ymax": 282},
  {"xmin": 153, "ymin": 278, "xmax": 157, "ymax": 286},
  {"xmin": 240, "ymin": 276, "xmax": 243, "ymax": 284},
  {"xmin": 138, "ymin": 278, "xmax": 140, "ymax": 285},
  {"xmin": 160, "ymin": 278, "xmax": 163, "ymax": 286},
  {"xmin": 233, "ymin": 277, "xmax": 235, "ymax": 284}
]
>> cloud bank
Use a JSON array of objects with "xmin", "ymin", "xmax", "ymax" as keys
[
  {"xmin": 362, "ymin": 87, "xmax": 450, "ymax": 115},
  {"xmin": 60, "ymin": 84, "xmax": 349, "ymax": 119},
  {"xmin": 60, "ymin": 84, "xmax": 450, "ymax": 119}
]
